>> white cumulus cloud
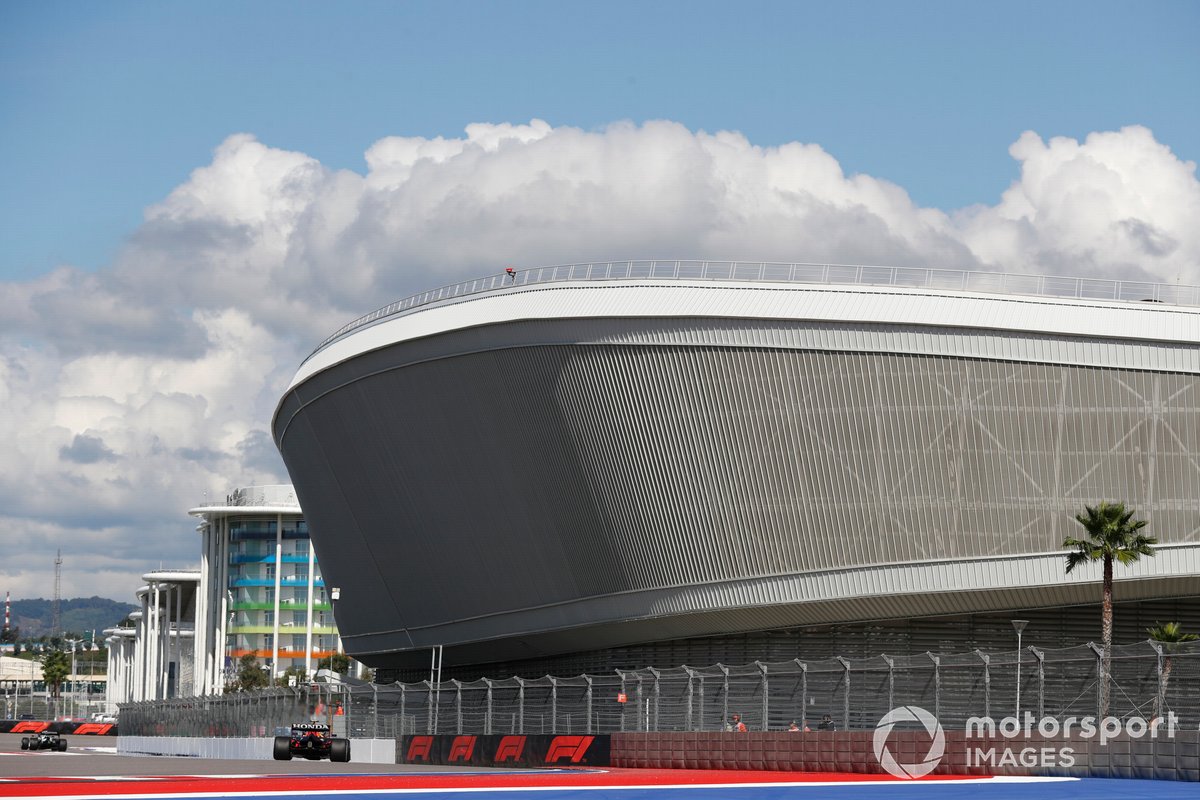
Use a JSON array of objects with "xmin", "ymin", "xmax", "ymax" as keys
[{"xmin": 0, "ymin": 119, "xmax": 1196, "ymax": 603}]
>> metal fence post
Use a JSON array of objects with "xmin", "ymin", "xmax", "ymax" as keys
[
  {"xmin": 484, "ymin": 678, "xmax": 493, "ymax": 735},
  {"xmin": 372, "ymin": 684, "xmax": 378, "ymax": 739},
  {"xmin": 684, "ymin": 667, "xmax": 694, "ymax": 732},
  {"xmin": 1088, "ymin": 643, "xmax": 1104, "ymax": 719},
  {"xmin": 400, "ymin": 684, "xmax": 406, "ymax": 736},
  {"xmin": 795, "ymin": 659, "xmax": 808, "ymax": 729},
  {"xmin": 1029, "ymin": 647, "xmax": 1044, "ymax": 719},
  {"xmin": 453, "ymin": 679, "xmax": 462, "ymax": 734},
  {"xmin": 756, "ymin": 662, "xmax": 768, "ymax": 731},
  {"xmin": 720, "ymin": 664, "xmax": 730, "ymax": 729},
  {"xmin": 882, "ymin": 655, "xmax": 894, "ymax": 714},
  {"xmin": 634, "ymin": 673, "xmax": 644, "ymax": 732},
  {"xmin": 550, "ymin": 677, "xmax": 558, "ymax": 734},
  {"xmin": 837, "ymin": 657, "xmax": 850, "ymax": 730},
  {"xmin": 648, "ymin": 668, "xmax": 660, "ymax": 732},
  {"xmin": 975, "ymin": 650, "xmax": 990, "ymax": 721},
  {"xmin": 618, "ymin": 671, "xmax": 626, "ymax": 732},
  {"xmin": 584, "ymin": 675, "xmax": 593, "ymax": 734},
  {"xmin": 1149, "ymin": 641, "xmax": 1164, "ymax": 718},
  {"xmin": 517, "ymin": 677, "xmax": 525, "ymax": 734},
  {"xmin": 927, "ymin": 653, "xmax": 941, "ymax": 723},
  {"xmin": 425, "ymin": 680, "xmax": 434, "ymax": 734}
]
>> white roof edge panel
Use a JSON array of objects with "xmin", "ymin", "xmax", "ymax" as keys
[
  {"xmin": 188, "ymin": 504, "xmax": 302, "ymax": 516},
  {"xmin": 286, "ymin": 281, "xmax": 1200, "ymax": 393}
]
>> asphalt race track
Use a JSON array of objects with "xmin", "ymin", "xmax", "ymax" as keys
[{"xmin": 2, "ymin": 734, "xmax": 1197, "ymax": 800}]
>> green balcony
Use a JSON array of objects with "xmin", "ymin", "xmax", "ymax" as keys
[
  {"xmin": 230, "ymin": 600, "xmax": 332, "ymax": 612},
  {"xmin": 228, "ymin": 624, "xmax": 339, "ymax": 635}
]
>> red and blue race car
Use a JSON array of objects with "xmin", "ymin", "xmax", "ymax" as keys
[{"xmin": 273, "ymin": 722, "xmax": 350, "ymax": 762}]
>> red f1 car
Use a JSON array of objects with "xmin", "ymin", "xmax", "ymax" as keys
[{"xmin": 273, "ymin": 722, "xmax": 350, "ymax": 762}]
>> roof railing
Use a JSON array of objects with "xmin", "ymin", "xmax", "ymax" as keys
[{"xmin": 307, "ymin": 260, "xmax": 1199, "ymax": 362}]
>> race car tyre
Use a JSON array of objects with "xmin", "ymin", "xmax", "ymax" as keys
[
  {"xmin": 273, "ymin": 735, "xmax": 292, "ymax": 760},
  {"xmin": 20, "ymin": 737, "xmax": 28, "ymax": 750},
  {"xmin": 57, "ymin": 739, "xmax": 68, "ymax": 751},
  {"xmin": 329, "ymin": 738, "xmax": 350, "ymax": 763}
]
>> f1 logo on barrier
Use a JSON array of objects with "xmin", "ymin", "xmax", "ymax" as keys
[
  {"xmin": 11, "ymin": 721, "xmax": 49, "ymax": 734},
  {"xmin": 407, "ymin": 736, "xmax": 434, "ymax": 761},
  {"xmin": 494, "ymin": 735, "xmax": 526, "ymax": 762},
  {"xmin": 71, "ymin": 723, "xmax": 114, "ymax": 736},
  {"xmin": 448, "ymin": 736, "xmax": 476, "ymax": 762},
  {"xmin": 544, "ymin": 735, "xmax": 595, "ymax": 763}
]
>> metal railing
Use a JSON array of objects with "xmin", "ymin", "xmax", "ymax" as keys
[
  {"xmin": 307, "ymin": 261, "xmax": 1200, "ymax": 362},
  {"xmin": 211, "ymin": 485, "xmax": 299, "ymax": 508},
  {"xmin": 119, "ymin": 639, "xmax": 1200, "ymax": 738}
]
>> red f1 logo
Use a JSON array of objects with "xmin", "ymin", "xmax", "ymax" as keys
[
  {"xmin": 12, "ymin": 721, "xmax": 49, "ymax": 733},
  {"xmin": 448, "ymin": 735, "xmax": 476, "ymax": 762},
  {"xmin": 544, "ymin": 735, "xmax": 594, "ymax": 763},
  {"xmin": 406, "ymin": 736, "xmax": 434, "ymax": 761},
  {"xmin": 70, "ymin": 723, "xmax": 113, "ymax": 735},
  {"xmin": 494, "ymin": 735, "xmax": 526, "ymax": 762}
]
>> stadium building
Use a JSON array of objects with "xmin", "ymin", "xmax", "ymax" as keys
[{"xmin": 271, "ymin": 262, "xmax": 1200, "ymax": 681}]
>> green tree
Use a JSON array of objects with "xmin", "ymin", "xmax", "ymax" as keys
[
  {"xmin": 230, "ymin": 654, "xmax": 270, "ymax": 692},
  {"xmin": 274, "ymin": 666, "xmax": 308, "ymax": 688},
  {"xmin": 1148, "ymin": 621, "xmax": 1198, "ymax": 719},
  {"xmin": 0, "ymin": 624, "xmax": 19, "ymax": 644},
  {"xmin": 38, "ymin": 649, "xmax": 71, "ymax": 718},
  {"xmin": 331, "ymin": 653, "xmax": 352, "ymax": 675},
  {"xmin": 1063, "ymin": 502, "xmax": 1157, "ymax": 716}
]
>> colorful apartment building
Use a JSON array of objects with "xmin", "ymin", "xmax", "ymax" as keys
[{"xmin": 191, "ymin": 484, "xmax": 341, "ymax": 694}]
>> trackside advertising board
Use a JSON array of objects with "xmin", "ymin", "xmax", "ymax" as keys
[
  {"xmin": 0, "ymin": 719, "xmax": 118, "ymax": 735},
  {"xmin": 398, "ymin": 734, "xmax": 610, "ymax": 767}
]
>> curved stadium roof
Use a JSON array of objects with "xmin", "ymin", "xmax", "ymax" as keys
[{"xmin": 273, "ymin": 263, "xmax": 1200, "ymax": 670}]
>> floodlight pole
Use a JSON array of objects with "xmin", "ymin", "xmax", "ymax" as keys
[
  {"xmin": 329, "ymin": 587, "xmax": 341, "ymax": 673},
  {"xmin": 1012, "ymin": 620, "xmax": 1029, "ymax": 719}
]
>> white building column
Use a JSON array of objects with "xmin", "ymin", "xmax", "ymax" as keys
[
  {"xmin": 272, "ymin": 513, "xmax": 282, "ymax": 678},
  {"xmin": 135, "ymin": 596, "xmax": 148, "ymax": 701},
  {"xmin": 150, "ymin": 581, "xmax": 161, "ymax": 700}
]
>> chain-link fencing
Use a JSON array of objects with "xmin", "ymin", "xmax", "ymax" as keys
[{"xmin": 119, "ymin": 640, "xmax": 1200, "ymax": 738}]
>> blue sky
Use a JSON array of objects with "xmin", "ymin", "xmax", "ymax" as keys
[
  {"xmin": 1, "ymin": 1, "xmax": 1199, "ymax": 601},
  {"xmin": 2, "ymin": 0, "xmax": 1196, "ymax": 279}
]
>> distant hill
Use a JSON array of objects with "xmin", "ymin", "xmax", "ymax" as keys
[{"xmin": 8, "ymin": 597, "xmax": 138, "ymax": 639}]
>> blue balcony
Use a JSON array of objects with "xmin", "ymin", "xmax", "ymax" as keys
[
  {"xmin": 230, "ymin": 578, "xmax": 274, "ymax": 587},
  {"xmin": 230, "ymin": 553, "xmax": 311, "ymax": 564},
  {"xmin": 229, "ymin": 577, "xmax": 324, "ymax": 588}
]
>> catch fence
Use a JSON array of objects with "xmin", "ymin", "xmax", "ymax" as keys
[{"xmin": 120, "ymin": 640, "xmax": 1200, "ymax": 738}]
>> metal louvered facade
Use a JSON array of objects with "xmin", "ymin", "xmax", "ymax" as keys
[{"xmin": 272, "ymin": 277, "xmax": 1200, "ymax": 672}]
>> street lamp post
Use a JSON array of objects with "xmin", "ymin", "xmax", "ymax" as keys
[
  {"xmin": 66, "ymin": 638, "xmax": 79, "ymax": 720},
  {"xmin": 1012, "ymin": 620, "xmax": 1029, "ymax": 720},
  {"xmin": 329, "ymin": 588, "xmax": 341, "ymax": 674}
]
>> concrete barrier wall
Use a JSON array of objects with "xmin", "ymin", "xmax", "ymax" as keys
[
  {"xmin": 610, "ymin": 732, "xmax": 1200, "ymax": 781},
  {"xmin": 118, "ymin": 735, "xmax": 396, "ymax": 763},
  {"xmin": 113, "ymin": 731, "xmax": 1199, "ymax": 779}
]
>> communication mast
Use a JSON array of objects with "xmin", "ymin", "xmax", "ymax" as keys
[{"xmin": 52, "ymin": 549, "xmax": 62, "ymax": 637}]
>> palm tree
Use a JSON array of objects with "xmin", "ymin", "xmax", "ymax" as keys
[
  {"xmin": 37, "ymin": 650, "xmax": 71, "ymax": 719},
  {"xmin": 1148, "ymin": 621, "xmax": 1198, "ymax": 719},
  {"xmin": 1063, "ymin": 502, "xmax": 1157, "ymax": 717}
]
